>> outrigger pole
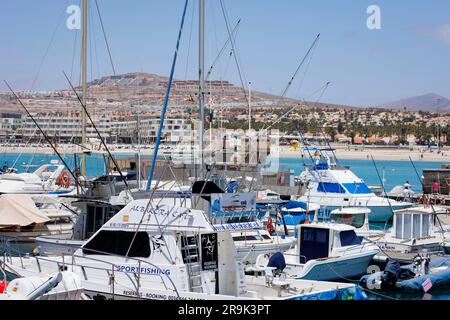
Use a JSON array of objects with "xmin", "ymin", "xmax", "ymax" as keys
[
  {"xmin": 4, "ymin": 80, "xmax": 82, "ymax": 190},
  {"xmin": 63, "ymin": 71, "xmax": 130, "ymax": 190},
  {"xmin": 145, "ymin": 0, "xmax": 189, "ymax": 191}
]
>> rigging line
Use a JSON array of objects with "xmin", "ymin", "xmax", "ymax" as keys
[
  {"xmin": 219, "ymin": 0, "xmax": 250, "ymax": 110},
  {"xmin": 29, "ymin": 3, "xmax": 68, "ymax": 92},
  {"xmin": 94, "ymin": 0, "xmax": 116, "ymax": 75},
  {"xmin": 89, "ymin": 1, "xmax": 101, "ymax": 85},
  {"xmin": 369, "ymin": 154, "xmax": 396, "ymax": 232},
  {"xmin": 145, "ymin": 0, "xmax": 189, "ymax": 192},
  {"xmin": 63, "ymin": 70, "xmax": 130, "ymax": 191},
  {"xmin": 4, "ymin": 81, "xmax": 82, "ymax": 189},
  {"xmin": 183, "ymin": 0, "xmax": 196, "ymax": 81},
  {"xmin": 205, "ymin": 19, "xmax": 241, "ymax": 82},
  {"xmin": 295, "ymin": 43, "xmax": 318, "ymax": 99}
]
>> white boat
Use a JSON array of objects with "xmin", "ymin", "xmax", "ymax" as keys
[
  {"xmin": 373, "ymin": 206, "xmax": 448, "ymax": 263},
  {"xmin": 257, "ymin": 222, "xmax": 380, "ymax": 281},
  {"xmin": 0, "ymin": 160, "xmax": 74, "ymax": 195},
  {"xmin": 0, "ymin": 194, "xmax": 75, "ymax": 253},
  {"xmin": 274, "ymin": 201, "xmax": 321, "ymax": 236},
  {"xmin": 0, "ymin": 271, "xmax": 85, "ymax": 300},
  {"xmin": 330, "ymin": 207, "xmax": 385, "ymax": 240},
  {"xmin": 295, "ymin": 153, "xmax": 412, "ymax": 222},
  {"xmin": 2, "ymin": 199, "xmax": 367, "ymax": 300}
]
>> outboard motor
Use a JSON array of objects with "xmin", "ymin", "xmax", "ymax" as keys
[
  {"xmin": 267, "ymin": 252, "xmax": 286, "ymax": 276},
  {"xmin": 380, "ymin": 259, "xmax": 401, "ymax": 289}
]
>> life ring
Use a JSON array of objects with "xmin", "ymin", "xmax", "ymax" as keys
[
  {"xmin": 57, "ymin": 170, "xmax": 71, "ymax": 188},
  {"xmin": 267, "ymin": 216, "xmax": 274, "ymax": 235}
]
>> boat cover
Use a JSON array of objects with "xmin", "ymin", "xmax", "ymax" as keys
[{"xmin": 0, "ymin": 194, "xmax": 50, "ymax": 228}]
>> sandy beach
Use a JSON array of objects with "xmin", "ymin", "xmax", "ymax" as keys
[{"xmin": 1, "ymin": 144, "xmax": 449, "ymax": 163}]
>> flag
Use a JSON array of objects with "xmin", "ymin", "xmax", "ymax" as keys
[{"xmin": 422, "ymin": 278, "xmax": 433, "ymax": 293}]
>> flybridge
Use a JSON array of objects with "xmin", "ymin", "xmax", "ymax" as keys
[{"xmin": 104, "ymin": 199, "xmax": 213, "ymax": 232}]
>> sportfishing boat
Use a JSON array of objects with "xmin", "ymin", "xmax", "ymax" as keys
[
  {"xmin": 295, "ymin": 151, "xmax": 412, "ymax": 222},
  {"xmin": 0, "ymin": 160, "xmax": 74, "ymax": 195},
  {"xmin": 373, "ymin": 206, "xmax": 448, "ymax": 264},
  {"xmin": 273, "ymin": 200, "xmax": 321, "ymax": 236},
  {"xmin": 2, "ymin": 199, "xmax": 367, "ymax": 300},
  {"xmin": 256, "ymin": 221, "xmax": 380, "ymax": 281}
]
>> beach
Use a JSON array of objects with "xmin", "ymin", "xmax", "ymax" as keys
[{"xmin": 1, "ymin": 144, "xmax": 449, "ymax": 162}]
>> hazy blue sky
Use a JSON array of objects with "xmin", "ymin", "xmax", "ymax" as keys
[{"xmin": 1, "ymin": 0, "xmax": 450, "ymax": 107}]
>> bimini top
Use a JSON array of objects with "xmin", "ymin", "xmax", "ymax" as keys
[
  {"xmin": 0, "ymin": 194, "xmax": 50, "ymax": 228},
  {"xmin": 101, "ymin": 199, "xmax": 214, "ymax": 233}
]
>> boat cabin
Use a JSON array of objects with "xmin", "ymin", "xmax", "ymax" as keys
[
  {"xmin": 295, "ymin": 223, "xmax": 362, "ymax": 263},
  {"xmin": 392, "ymin": 206, "xmax": 447, "ymax": 240}
]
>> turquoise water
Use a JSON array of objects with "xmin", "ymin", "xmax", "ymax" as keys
[
  {"xmin": 269, "ymin": 157, "xmax": 444, "ymax": 192},
  {"xmin": 0, "ymin": 152, "xmax": 448, "ymax": 300}
]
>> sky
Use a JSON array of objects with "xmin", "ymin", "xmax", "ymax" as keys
[{"xmin": 1, "ymin": 0, "xmax": 450, "ymax": 107}]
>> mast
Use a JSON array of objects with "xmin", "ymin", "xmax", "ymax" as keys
[
  {"xmin": 81, "ymin": 0, "xmax": 88, "ymax": 176},
  {"xmin": 198, "ymin": 0, "xmax": 205, "ymax": 178},
  {"xmin": 248, "ymin": 81, "xmax": 251, "ymax": 131}
]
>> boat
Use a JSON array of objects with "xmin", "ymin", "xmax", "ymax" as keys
[
  {"xmin": 2, "ymin": 198, "xmax": 367, "ymax": 300},
  {"xmin": 372, "ymin": 206, "xmax": 448, "ymax": 264},
  {"xmin": 295, "ymin": 150, "xmax": 413, "ymax": 222},
  {"xmin": 256, "ymin": 221, "xmax": 380, "ymax": 281},
  {"xmin": 273, "ymin": 200, "xmax": 321, "ymax": 236},
  {"xmin": 0, "ymin": 270, "xmax": 85, "ymax": 300},
  {"xmin": 360, "ymin": 256, "xmax": 450, "ymax": 292},
  {"xmin": 0, "ymin": 194, "xmax": 75, "ymax": 253},
  {"xmin": 0, "ymin": 160, "xmax": 74, "ymax": 195}
]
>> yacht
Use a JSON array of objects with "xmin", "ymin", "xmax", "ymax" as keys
[
  {"xmin": 295, "ymin": 152, "xmax": 412, "ymax": 222},
  {"xmin": 0, "ymin": 160, "xmax": 74, "ymax": 195},
  {"xmin": 2, "ymin": 199, "xmax": 368, "ymax": 300},
  {"xmin": 257, "ymin": 222, "xmax": 380, "ymax": 281}
]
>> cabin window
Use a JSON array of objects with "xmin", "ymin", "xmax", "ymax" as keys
[
  {"xmin": 342, "ymin": 183, "xmax": 372, "ymax": 194},
  {"xmin": 339, "ymin": 230, "xmax": 361, "ymax": 246},
  {"xmin": 413, "ymin": 214, "xmax": 421, "ymax": 239},
  {"xmin": 403, "ymin": 214, "xmax": 412, "ymax": 239},
  {"xmin": 302, "ymin": 228, "xmax": 315, "ymax": 242},
  {"xmin": 422, "ymin": 215, "xmax": 429, "ymax": 237},
  {"xmin": 83, "ymin": 231, "xmax": 151, "ymax": 257},
  {"xmin": 317, "ymin": 183, "xmax": 346, "ymax": 194},
  {"xmin": 261, "ymin": 234, "xmax": 271, "ymax": 240},
  {"xmin": 315, "ymin": 229, "xmax": 328, "ymax": 243},
  {"xmin": 232, "ymin": 235, "xmax": 258, "ymax": 241},
  {"xmin": 395, "ymin": 214, "xmax": 402, "ymax": 238}
]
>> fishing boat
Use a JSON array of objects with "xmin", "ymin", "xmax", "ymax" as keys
[
  {"xmin": 256, "ymin": 222, "xmax": 380, "ymax": 281},
  {"xmin": 295, "ymin": 151, "xmax": 413, "ymax": 222},
  {"xmin": 0, "ymin": 160, "xmax": 74, "ymax": 195},
  {"xmin": 2, "ymin": 198, "xmax": 367, "ymax": 300},
  {"xmin": 373, "ymin": 206, "xmax": 448, "ymax": 264}
]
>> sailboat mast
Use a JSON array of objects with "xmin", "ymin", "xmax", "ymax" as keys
[
  {"xmin": 81, "ymin": 0, "xmax": 88, "ymax": 176},
  {"xmin": 198, "ymin": 0, "xmax": 205, "ymax": 178}
]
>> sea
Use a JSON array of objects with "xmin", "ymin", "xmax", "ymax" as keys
[{"xmin": 0, "ymin": 152, "xmax": 448, "ymax": 300}]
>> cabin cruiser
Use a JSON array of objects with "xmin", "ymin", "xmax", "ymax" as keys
[
  {"xmin": 257, "ymin": 222, "xmax": 380, "ymax": 281},
  {"xmin": 2, "ymin": 199, "xmax": 367, "ymax": 300},
  {"xmin": 0, "ymin": 160, "xmax": 74, "ymax": 195},
  {"xmin": 0, "ymin": 194, "xmax": 75, "ymax": 253},
  {"xmin": 295, "ymin": 152, "xmax": 412, "ymax": 222},
  {"xmin": 372, "ymin": 206, "xmax": 448, "ymax": 264}
]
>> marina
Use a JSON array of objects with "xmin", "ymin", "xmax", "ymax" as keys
[{"xmin": 1, "ymin": 0, "xmax": 450, "ymax": 305}]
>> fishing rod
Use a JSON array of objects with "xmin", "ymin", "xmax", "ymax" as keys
[
  {"xmin": 4, "ymin": 80, "xmax": 82, "ymax": 189},
  {"xmin": 62, "ymin": 71, "xmax": 130, "ymax": 190},
  {"xmin": 408, "ymin": 156, "xmax": 446, "ymax": 233}
]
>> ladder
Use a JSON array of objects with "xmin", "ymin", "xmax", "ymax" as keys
[{"xmin": 181, "ymin": 235, "xmax": 203, "ymax": 293}]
